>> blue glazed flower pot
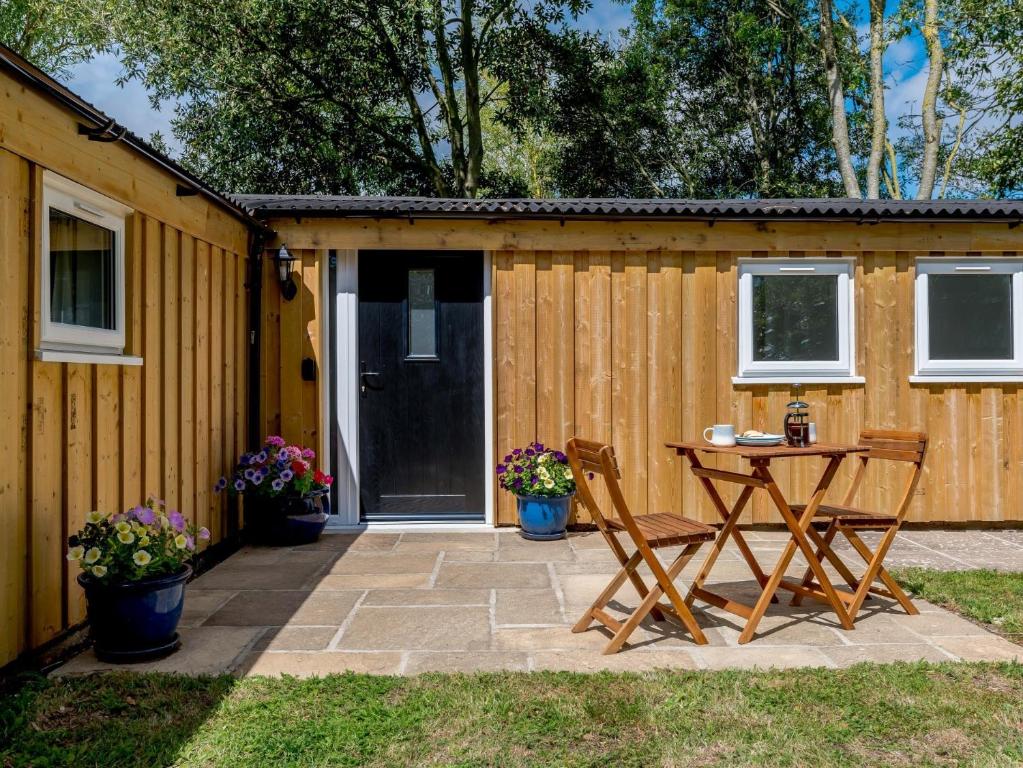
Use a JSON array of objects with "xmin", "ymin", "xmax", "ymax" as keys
[
  {"xmin": 78, "ymin": 565, "xmax": 191, "ymax": 663},
  {"xmin": 516, "ymin": 493, "xmax": 573, "ymax": 541}
]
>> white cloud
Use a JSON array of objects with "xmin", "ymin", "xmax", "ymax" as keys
[{"xmin": 62, "ymin": 51, "xmax": 182, "ymax": 155}]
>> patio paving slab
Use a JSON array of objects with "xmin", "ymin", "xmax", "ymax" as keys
[{"xmin": 55, "ymin": 528, "xmax": 1023, "ymax": 678}]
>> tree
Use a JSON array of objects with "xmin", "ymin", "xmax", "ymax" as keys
[
  {"xmin": 111, "ymin": 0, "xmax": 586, "ymax": 197},
  {"xmin": 0, "ymin": 0, "xmax": 110, "ymax": 77}
]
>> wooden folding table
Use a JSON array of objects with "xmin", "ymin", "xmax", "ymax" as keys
[{"xmin": 666, "ymin": 441, "xmax": 869, "ymax": 644}]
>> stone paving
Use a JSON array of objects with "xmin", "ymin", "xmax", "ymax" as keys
[{"xmin": 59, "ymin": 528, "xmax": 1023, "ymax": 677}]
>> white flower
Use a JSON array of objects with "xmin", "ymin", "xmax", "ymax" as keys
[
  {"xmin": 84, "ymin": 547, "xmax": 101, "ymax": 564},
  {"xmin": 117, "ymin": 530, "xmax": 135, "ymax": 545},
  {"xmin": 66, "ymin": 546, "xmax": 84, "ymax": 562},
  {"xmin": 544, "ymin": 479, "xmax": 555, "ymax": 489},
  {"xmin": 565, "ymin": 469, "xmax": 573, "ymax": 481},
  {"xmin": 538, "ymin": 453, "xmax": 550, "ymax": 463},
  {"xmin": 133, "ymin": 550, "xmax": 152, "ymax": 566},
  {"xmin": 115, "ymin": 521, "xmax": 131, "ymax": 534},
  {"xmin": 92, "ymin": 565, "xmax": 107, "ymax": 578},
  {"xmin": 86, "ymin": 511, "xmax": 105, "ymax": 525}
]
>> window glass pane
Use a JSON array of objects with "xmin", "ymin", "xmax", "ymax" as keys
[
  {"xmin": 408, "ymin": 269, "xmax": 436, "ymax": 357},
  {"xmin": 928, "ymin": 274, "xmax": 1013, "ymax": 360},
  {"xmin": 49, "ymin": 208, "xmax": 116, "ymax": 330},
  {"xmin": 752, "ymin": 274, "xmax": 839, "ymax": 361}
]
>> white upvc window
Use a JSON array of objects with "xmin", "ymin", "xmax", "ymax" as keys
[
  {"xmin": 735, "ymin": 258, "xmax": 858, "ymax": 383},
  {"xmin": 913, "ymin": 258, "xmax": 1023, "ymax": 380},
  {"xmin": 40, "ymin": 172, "xmax": 131, "ymax": 355}
]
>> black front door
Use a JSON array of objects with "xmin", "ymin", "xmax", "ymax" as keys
[{"xmin": 358, "ymin": 251, "xmax": 485, "ymax": 521}]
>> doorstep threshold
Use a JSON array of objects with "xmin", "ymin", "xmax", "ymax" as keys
[{"xmin": 324, "ymin": 520, "xmax": 496, "ymax": 533}]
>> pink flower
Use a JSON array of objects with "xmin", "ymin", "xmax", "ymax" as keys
[
  {"xmin": 266, "ymin": 435, "xmax": 286, "ymax": 447},
  {"xmin": 301, "ymin": 448, "xmax": 315, "ymax": 460}
]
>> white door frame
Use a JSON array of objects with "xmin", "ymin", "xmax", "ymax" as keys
[{"xmin": 326, "ymin": 249, "xmax": 495, "ymax": 530}]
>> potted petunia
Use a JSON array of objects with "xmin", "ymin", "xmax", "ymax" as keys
[
  {"xmin": 217, "ymin": 436, "xmax": 333, "ymax": 546},
  {"xmin": 496, "ymin": 442, "xmax": 576, "ymax": 540},
  {"xmin": 67, "ymin": 498, "xmax": 210, "ymax": 663}
]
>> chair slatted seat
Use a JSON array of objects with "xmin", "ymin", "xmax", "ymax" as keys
[
  {"xmin": 566, "ymin": 437, "xmax": 715, "ymax": 653},
  {"xmin": 790, "ymin": 429, "xmax": 928, "ymax": 619}
]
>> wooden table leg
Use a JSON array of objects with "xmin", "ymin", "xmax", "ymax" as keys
[
  {"xmin": 683, "ymin": 449, "xmax": 771, "ymax": 589},
  {"xmin": 685, "ymin": 484, "xmax": 755, "ymax": 608},
  {"xmin": 737, "ymin": 457, "xmax": 854, "ymax": 644}
]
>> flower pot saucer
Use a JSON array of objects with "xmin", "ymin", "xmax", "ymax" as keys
[
  {"xmin": 518, "ymin": 529, "xmax": 567, "ymax": 541},
  {"xmin": 94, "ymin": 633, "xmax": 181, "ymax": 664}
]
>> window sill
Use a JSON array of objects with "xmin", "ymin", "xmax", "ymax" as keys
[
  {"xmin": 909, "ymin": 374, "xmax": 1023, "ymax": 384},
  {"xmin": 732, "ymin": 375, "xmax": 865, "ymax": 385},
  {"xmin": 35, "ymin": 349, "xmax": 143, "ymax": 366}
]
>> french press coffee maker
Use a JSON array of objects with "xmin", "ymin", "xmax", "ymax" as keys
[{"xmin": 783, "ymin": 398, "xmax": 810, "ymax": 447}]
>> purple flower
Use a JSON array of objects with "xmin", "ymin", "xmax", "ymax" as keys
[
  {"xmin": 512, "ymin": 477, "xmax": 523, "ymax": 489},
  {"xmin": 244, "ymin": 468, "xmax": 256, "ymax": 480},
  {"xmin": 530, "ymin": 474, "xmax": 539, "ymax": 484},
  {"xmin": 266, "ymin": 435, "xmax": 286, "ymax": 447},
  {"xmin": 512, "ymin": 448, "xmax": 522, "ymax": 456},
  {"xmin": 240, "ymin": 453, "xmax": 252, "ymax": 465},
  {"xmin": 554, "ymin": 451, "xmax": 567, "ymax": 463},
  {"xmin": 587, "ymin": 472, "xmax": 595, "ymax": 481},
  {"xmin": 111, "ymin": 513, "xmax": 126, "ymax": 524},
  {"xmin": 525, "ymin": 448, "xmax": 534, "ymax": 456},
  {"xmin": 167, "ymin": 510, "xmax": 186, "ymax": 531},
  {"xmin": 504, "ymin": 454, "xmax": 513, "ymax": 463},
  {"xmin": 496, "ymin": 464, "xmax": 507, "ymax": 474},
  {"xmin": 214, "ymin": 476, "xmax": 227, "ymax": 492},
  {"xmin": 272, "ymin": 478, "xmax": 285, "ymax": 492},
  {"xmin": 185, "ymin": 535, "xmax": 195, "ymax": 550},
  {"xmin": 535, "ymin": 443, "xmax": 545, "ymax": 452},
  {"xmin": 280, "ymin": 469, "xmax": 294, "ymax": 482},
  {"xmin": 255, "ymin": 451, "xmax": 268, "ymax": 463},
  {"xmin": 251, "ymin": 473, "xmax": 264, "ymax": 486},
  {"xmin": 276, "ymin": 454, "xmax": 289, "ymax": 467},
  {"xmin": 135, "ymin": 506, "xmax": 156, "ymax": 525},
  {"xmin": 301, "ymin": 448, "xmax": 315, "ymax": 460},
  {"xmin": 234, "ymin": 479, "xmax": 246, "ymax": 491},
  {"xmin": 198, "ymin": 527, "xmax": 211, "ymax": 540}
]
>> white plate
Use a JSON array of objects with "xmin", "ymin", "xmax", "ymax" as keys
[{"xmin": 735, "ymin": 435, "xmax": 785, "ymax": 446}]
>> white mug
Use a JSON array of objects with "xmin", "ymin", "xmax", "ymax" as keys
[{"xmin": 703, "ymin": 424, "xmax": 737, "ymax": 447}]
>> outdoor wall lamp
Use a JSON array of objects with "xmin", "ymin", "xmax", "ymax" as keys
[{"xmin": 274, "ymin": 244, "xmax": 298, "ymax": 301}]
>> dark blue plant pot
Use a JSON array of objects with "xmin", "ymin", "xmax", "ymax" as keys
[
  {"xmin": 245, "ymin": 490, "xmax": 330, "ymax": 546},
  {"xmin": 78, "ymin": 565, "xmax": 191, "ymax": 663},
  {"xmin": 516, "ymin": 493, "xmax": 573, "ymax": 541}
]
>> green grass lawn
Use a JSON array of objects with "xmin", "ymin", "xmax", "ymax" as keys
[
  {"xmin": 893, "ymin": 567, "xmax": 1023, "ymax": 639},
  {"xmin": 3, "ymin": 664, "xmax": 1023, "ymax": 767}
]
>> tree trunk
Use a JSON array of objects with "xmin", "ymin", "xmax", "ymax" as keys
[
  {"xmin": 917, "ymin": 0, "xmax": 944, "ymax": 199},
  {"xmin": 818, "ymin": 0, "xmax": 861, "ymax": 197},
  {"xmin": 460, "ymin": 0, "xmax": 483, "ymax": 198},
  {"xmin": 865, "ymin": 0, "xmax": 886, "ymax": 198}
]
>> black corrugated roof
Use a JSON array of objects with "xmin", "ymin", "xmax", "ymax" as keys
[{"xmin": 233, "ymin": 195, "xmax": 1023, "ymax": 222}]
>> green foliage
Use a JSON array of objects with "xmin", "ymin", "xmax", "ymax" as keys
[
  {"xmin": 497, "ymin": 442, "xmax": 576, "ymax": 497},
  {"xmin": 4, "ymin": 665, "xmax": 1023, "ymax": 766},
  {"xmin": 0, "ymin": 0, "xmax": 110, "ymax": 77},
  {"xmin": 895, "ymin": 567, "xmax": 1023, "ymax": 637}
]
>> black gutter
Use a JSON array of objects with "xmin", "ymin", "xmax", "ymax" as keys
[{"xmin": 0, "ymin": 44, "xmax": 267, "ymax": 232}]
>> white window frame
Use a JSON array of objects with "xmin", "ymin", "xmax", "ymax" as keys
[
  {"xmin": 40, "ymin": 171, "xmax": 131, "ymax": 354},
  {"xmin": 914, "ymin": 258, "xmax": 1023, "ymax": 379},
  {"xmin": 735, "ymin": 258, "xmax": 858, "ymax": 383}
]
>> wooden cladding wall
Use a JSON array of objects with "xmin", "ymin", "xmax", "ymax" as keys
[
  {"xmin": 259, "ymin": 249, "xmax": 324, "ymax": 452},
  {"xmin": 493, "ymin": 249, "xmax": 1023, "ymax": 527},
  {"xmin": 0, "ymin": 148, "xmax": 250, "ymax": 669}
]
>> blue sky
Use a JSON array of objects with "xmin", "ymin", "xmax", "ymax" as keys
[{"xmin": 64, "ymin": 0, "xmax": 930, "ymax": 159}]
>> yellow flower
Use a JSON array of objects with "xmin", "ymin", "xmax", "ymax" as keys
[
  {"xmin": 92, "ymin": 565, "xmax": 108, "ymax": 578},
  {"xmin": 84, "ymin": 547, "xmax": 101, "ymax": 564},
  {"xmin": 159, "ymin": 515, "xmax": 169, "ymax": 528},
  {"xmin": 131, "ymin": 520, "xmax": 143, "ymax": 533},
  {"xmin": 174, "ymin": 533, "xmax": 189, "ymax": 550},
  {"xmin": 138, "ymin": 535, "xmax": 151, "ymax": 547},
  {"xmin": 544, "ymin": 478, "xmax": 555, "ymax": 489},
  {"xmin": 86, "ymin": 511, "xmax": 105, "ymax": 524},
  {"xmin": 538, "ymin": 453, "xmax": 550, "ymax": 463},
  {"xmin": 66, "ymin": 546, "xmax": 84, "ymax": 561},
  {"xmin": 565, "ymin": 470, "xmax": 573, "ymax": 481},
  {"xmin": 133, "ymin": 550, "xmax": 152, "ymax": 566},
  {"xmin": 117, "ymin": 530, "xmax": 135, "ymax": 544},
  {"xmin": 115, "ymin": 521, "xmax": 131, "ymax": 534}
]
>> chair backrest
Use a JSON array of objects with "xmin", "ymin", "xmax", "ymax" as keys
[
  {"xmin": 566, "ymin": 437, "xmax": 638, "ymax": 537},
  {"xmin": 843, "ymin": 429, "xmax": 928, "ymax": 523}
]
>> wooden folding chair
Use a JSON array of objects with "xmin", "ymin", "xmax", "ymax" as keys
[
  {"xmin": 790, "ymin": 429, "xmax": 928, "ymax": 620},
  {"xmin": 566, "ymin": 438, "xmax": 717, "ymax": 653}
]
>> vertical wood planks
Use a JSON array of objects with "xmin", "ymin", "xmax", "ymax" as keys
[
  {"xmin": 194, "ymin": 241, "xmax": 211, "ymax": 539},
  {"xmin": 647, "ymin": 250, "xmax": 683, "ymax": 516},
  {"xmin": 120, "ymin": 213, "xmax": 143, "ymax": 509},
  {"xmin": 179, "ymin": 236, "xmax": 196, "ymax": 524},
  {"xmin": 162, "ymin": 227, "xmax": 180, "ymax": 511},
  {"xmin": 536, "ymin": 250, "xmax": 574, "ymax": 454},
  {"xmin": 64, "ymin": 364, "xmax": 92, "ymax": 625},
  {"xmin": 142, "ymin": 217, "xmax": 163, "ymax": 499},
  {"xmin": 208, "ymin": 247, "xmax": 224, "ymax": 534}
]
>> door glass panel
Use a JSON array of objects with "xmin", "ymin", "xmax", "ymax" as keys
[
  {"xmin": 929, "ymin": 274, "xmax": 1013, "ymax": 359},
  {"xmin": 49, "ymin": 208, "xmax": 116, "ymax": 329},
  {"xmin": 408, "ymin": 269, "xmax": 436, "ymax": 357},
  {"xmin": 752, "ymin": 274, "xmax": 839, "ymax": 361}
]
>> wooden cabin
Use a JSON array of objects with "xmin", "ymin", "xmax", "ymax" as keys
[
  {"xmin": 3, "ymin": 41, "xmax": 1023, "ymax": 668},
  {"xmin": 246, "ymin": 196, "xmax": 1023, "ymax": 533}
]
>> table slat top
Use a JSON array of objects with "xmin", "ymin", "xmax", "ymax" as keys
[{"xmin": 666, "ymin": 441, "xmax": 869, "ymax": 459}]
